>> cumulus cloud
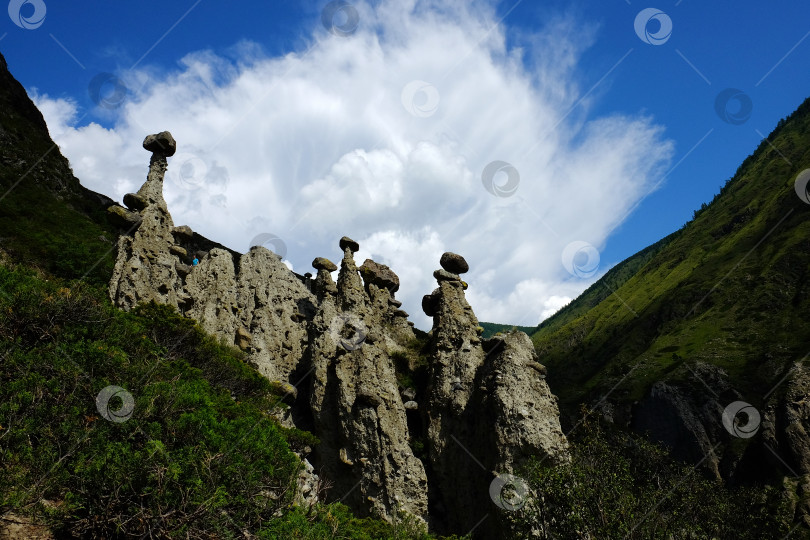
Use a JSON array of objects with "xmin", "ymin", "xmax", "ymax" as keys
[{"xmin": 33, "ymin": 0, "xmax": 673, "ymax": 330}]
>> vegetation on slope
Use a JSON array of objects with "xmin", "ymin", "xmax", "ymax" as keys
[
  {"xmin": 532, "ymin": 97, "xmax": 810, "ymax": 411},
  {"xmin": 514, "ymin": 413, "xmax": 792, "ymax": 539},
  {"xmin": 0, "ymin": 264, "xmax": 435, "ymax": 539}
]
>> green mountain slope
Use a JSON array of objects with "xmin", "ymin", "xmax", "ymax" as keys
[{"xmin": 533, "ymin": 99, "xmax": 810, "ymax": 407}]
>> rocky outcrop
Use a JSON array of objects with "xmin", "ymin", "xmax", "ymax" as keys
[
  {"xmin": 422, "ymin": 253, "xmax": 569, "ymax": 537},
  {"xmin": 109, "ymin": 132, "xmax": 314, "ymax": 383},
  {"xmin": 108, "ymin": 134, "xmax": 569, "ymax": 537},
  {"xmin": 307, "ymin": 237, "xmax": 427, "ymax": 521}
]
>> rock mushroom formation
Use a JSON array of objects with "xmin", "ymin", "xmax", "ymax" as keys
[
  {"xmin": 108, "ymin": 135, "xmax": 569, "ymax": 538},
  {"xmin": 422, "ymin": 252, "xmax": 569, "ymax": 537}
]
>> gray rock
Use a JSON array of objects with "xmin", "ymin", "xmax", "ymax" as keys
[
  {"xmin": 422, "ymin": 290, "xmax": 440, "ymax": 317},
  {"xmin": 169, "ymin": 245, "xmax": 188, "ymax": 258},
  {"xmin": 423, "ymin": 255, "xmax": 568, "ymax": 537},
  {"xmin": 172, "ymin": 225, "xmax": 194, "ymax": 242},
  {"xmin": 123, "ymin": 192, "xmax": 147, "ymax": 211},
  {"xmin": 313, "ymin": 257, "xmax": 338, "ymax": 272},
  {"xmin": 176, "ymin": 263, "xmax": 192, "ymax": 277},
  {"xmin": 339, "ymin": 236, "xmax": 360, "ymax": 253},
  {"xmin": 440, "ymin": 252, "xmax": 469, "ymax": 274},
  {"xmin": 235, "ymin": 327, "xmax": 251, "ymax": 350},
  {"xmin": 142, "ymin": 131, "xmax": 176, "ymax": 156},
  {"xmin": 359, "ymin": 259, "xmax": 400, "ymax": 293},
  {"xmin": 433, "ymin": 269, "xmax": 460, "ymax": 282},
  {"xmin": 106, "ymin": 205, "xmax": 142, "ymax": 228},
  {"xmin": 402, "ymin": 387, "xmax": 417, "ymax": 401},
  {"xmin": 404, "ymin": 401, "xmax": 418, "ymax": 410}
]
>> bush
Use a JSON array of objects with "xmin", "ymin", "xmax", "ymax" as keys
[
  {"xmin": 516, "ymin": 411, "xmax": 794, "ymax": 539},
  {"xmin": 0, "ymin": 265, "xmax": 440, "ymax": 539}
]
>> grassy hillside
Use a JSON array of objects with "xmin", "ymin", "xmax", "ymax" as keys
[
  {"xmin": 0, "ymin": 264, "xmax": 438, "ymax": 538},
  {"xmin": 478, "ymin": 322, "xmax": 538, "ymax": 339},
  {"xmin": 532, "ymin": 98, "xmax": 810, "ymax": 412}
]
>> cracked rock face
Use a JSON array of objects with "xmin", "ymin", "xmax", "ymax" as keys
[
  {"xmin": 109, "ymin": 132, "xmax": 315, "ymax": 383},
  {"xmin": 108, "ymin": 138, "xmax": 570, "ymax": 535},
  {"xmin": 307, "ymin": 240, "xmax": 428, "ymax": 522},
  {"xmin": 424, "ymin": 254, "xmax": 568, "ymax": 537}
]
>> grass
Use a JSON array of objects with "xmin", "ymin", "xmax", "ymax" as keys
[
  {"xmin": 0, "ymin": 264, "xmax": 444, "ymax": 539},
  {"xmin": 531, "ymin": 96, "xmax": 810, "ymax": 413}
]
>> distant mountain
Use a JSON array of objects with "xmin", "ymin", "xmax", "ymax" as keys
[
  {"xmin": 532, "ymin": 95, "xmax": 810, "ymax": 512},
  {"xmin": 478, "ymin": 321, "xmax": 537, "ymax": 339}
]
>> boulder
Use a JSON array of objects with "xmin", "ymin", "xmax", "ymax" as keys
[
  {"xmin": 422, "ymin": 290, "xmax": 441, "ymax": 317},
  {"xmin": 433, "ymin": 269, "xmax": 460, "ymax": 282},
  {"xmin": 106, "ymin": 205, "xmax": 142, "ymax": 228},
  {"xmin": 359, "ymin": 259, "xmax": 400, "ymax": 293},
  {"xmin": 123, "ymin": 192, "xmax": 147, "ymax": 211},
  {"xmin": 440, "ymin": 252, "xmax": 469, "ymax": 274},
  {"xmin": 169, "ymin": 245, "xmax": 188, "ymax": 258},
  {"xmin": 142, "ymin": 131, "xmax": 176, "ymax": 156},
  {"xmin": 172, "ymin": 225, "xmax": 194, "ymax": 242},
  {"xmin": 313, "ymin": 257, "xmax": 338, "ymax": 272},
  {"xmin": 339, "ymin": 236, "xmax": 360, "ymax": 253}
]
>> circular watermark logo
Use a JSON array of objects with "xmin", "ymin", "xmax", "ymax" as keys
[
  {"xmin": 88, "ymin": 73, "xmax": 128, "ymax": 110},
  {"xmin": 249, "ymin": 232, "xmax": 288, "ymax": 259},
  {"xmin": 321, "ymin": 0, "xmax": 359, "ymax": 37},
  {"xmin": 168, "ymin": 152, "xmax": 209, "ymax": 191},
  {"xmin": 793, "ymin": 169, "xmax": 810, "ymax": 205},
  {"xmin": 489, "ymin": 473, "xmax": 529, "ymax": 511},
  {"xmin": 714, "ymin": 88, "xmax": 753, "ymax": 125},
  {"xmin": 401, "ymin": 80, "xmax": 440, "ymax": 118},
  {"xmin": 8, "ymin": 0, "xmax": 46, "ymax": 30},
  {"xmin": 722, "ymin": 401, "xmax": 760, "ymax": 439},
  {"xmin": 482, "ymin": 161, "xmax": 520, "ymax": 198},
  {"xmin": 561, "ymin": 241, "xmax": 600, "ymax": 278},
  {"xmin": 96, "ymin": 385, "xmax": 135, "ymax": 423},
  {"xmin": 634, "ymin": 8, "xmax": 672, "ymax": 46},
  {"xmin": 328, "ymin": 313, "xmax": 367, "ymax": 351}
]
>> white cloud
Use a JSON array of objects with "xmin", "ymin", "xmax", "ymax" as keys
[{"xmin": 32, "ymin": 0, "xmax": 673, "ymax": 330}]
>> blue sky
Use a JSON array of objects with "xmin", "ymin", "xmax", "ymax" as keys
[{"xmin": 3, "ymin": 0, "xmax": 810, "ymax": 328}]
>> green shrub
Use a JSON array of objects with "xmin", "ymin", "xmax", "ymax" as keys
[
  {"xmin": 0, "ymin": 265, "xmax": 441, "ymax": 539},
  {"xmin": 515, "ymin": 412, "xmax": 793, "ymax": 539}
]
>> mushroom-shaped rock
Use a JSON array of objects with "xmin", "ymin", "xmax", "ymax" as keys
[
  {"xmin": 143, "ymin": 131, "xmax": 177, "ymax": 156},
  {"xmin": 313, "ymin": 257, "xmax": 338, "ymax": 272},
  {"xmin": 440, "ymin": 252, "xmax": 469, "ymax": 274},
  {"xmin": 422, "ymin": 290, "xmax": 441, "ymax": 317},
  {"xmin": 434, "ymin": 269, "xmax": 460, "ymax": 282},
  {"xmin": 339, "ymin": 236, "xmax": 360, "ymax": 253},
  {"xmin": 123, "ymin": 192, "xmax": 147, "ymax": 211},
  {"xmin": 359, "ymin": 259, "xmax": 400, "ymax": 293}
]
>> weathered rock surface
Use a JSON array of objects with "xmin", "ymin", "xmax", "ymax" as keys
[
  {"xmin": 359, "ymin": 259, "xmax": 400, "ymax": 293},
  {"xmin": 108, "ymin": 133, "xmax": 570, "ymax": 536},
  {"xmin": 110, "ymin": 131, "xmax": 315, "ymax": 383},
  {"xmin": 423, "ymin": 259, "xmax": 568, "ymax": 537},
  {"xmin": 439, "ymin": 252, "xmax": 469, "ymax": 274},
  {"xmin": 313, "ymin": 256, "xmax": 337, "ymax": 272},
  {"xmin": 308, "ymin": 240, "xmax": 427, "ymax": 522},
  {"xmin": 142, "ymin": 131, "xmax": 176, "ymax": 156}
]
